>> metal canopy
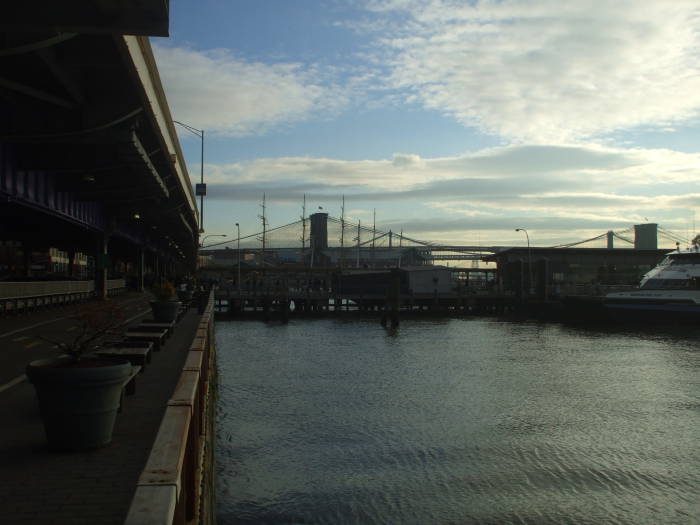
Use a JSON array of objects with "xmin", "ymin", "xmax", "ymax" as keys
[
  {"xmin": 0, "ymin": 1, "xmax": 170, "ymax": 37},
  {"xmin": 0, "ymin": 22, "xmax": 198, "ymax": 266}
]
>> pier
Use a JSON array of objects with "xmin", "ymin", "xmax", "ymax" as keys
[
  {"xmin": 214, "ymin": 288, "xmax": 521, "ymax": 317},
  {"xmin": 1, "ymin": 7, "xmax": 216, "ymax": 525},
  {"xmin": 0, "ymin": 6, "xmax": 690, "ymax": 525},
  {"xmin": 0, "ymin": 291, "xmax": 217, "ymax": 525}
]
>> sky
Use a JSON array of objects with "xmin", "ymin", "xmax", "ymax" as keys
[{"xmin": 152, "ymin": 0, "xmax": 700, "ymax": 250}]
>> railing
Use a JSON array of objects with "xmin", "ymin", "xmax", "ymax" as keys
[
  {"xmin": 107, "ymin": 279, "xmax": 127, "ymax": 294},
  {"xmin": 124, "ymin": 291, "xmax": 216, "ymax": 525},
  {"xmin": 551, "ymin": 283, "xmax": 636, "ymax": 297},
  {"xmin": 0, "ymin": 280, "xmax": 94, "ymax": 299},
  {"xmin": 0, "ymin": 279, "xmax": 127, "ymax": 314}
]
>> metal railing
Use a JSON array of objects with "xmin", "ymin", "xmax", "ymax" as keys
[
  {"xmin": 0, "ymin": 280, "xmax": 94, "ymax": 299},
  {"xmin": 0, "ymin": 279, "xmax": 127, "ymax": 314},
  {"xmin": 124, "ymin": 291, "xmax": 216, "ymax": 525}
]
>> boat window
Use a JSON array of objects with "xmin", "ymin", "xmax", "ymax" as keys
[
  {"xmin": 668, "ymin": 254, "xmax": 700, "ymax": 265},
  {"xmin": 640, "ymin": 278, "xmax": 690, "ymax": 290}
]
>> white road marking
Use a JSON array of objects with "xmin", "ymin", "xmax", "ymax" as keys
[{"xmin": 0, "ymin": 375, "xmax": 27, "ymax": 394}]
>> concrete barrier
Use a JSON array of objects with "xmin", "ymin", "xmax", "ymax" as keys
[
  {"xmin": 0, "ymin": 279, "xmax": 125, "ymax": 314},
  {"xmin": 124, "ymin": 291, "xmax": 216, "ymax": 525}
]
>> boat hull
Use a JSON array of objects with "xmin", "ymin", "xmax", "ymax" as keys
[{"xmin": 604, "ymin": 291, "xmax": 700, "ymax": 322}]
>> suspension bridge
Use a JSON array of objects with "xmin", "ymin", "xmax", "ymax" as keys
[{"xmin": 201, "ymin": 215, "xmax": 689, "ymax": 263}]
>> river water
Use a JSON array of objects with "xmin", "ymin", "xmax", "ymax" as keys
[{"xmin": 215, "ymin": 317, "xmax": 699, "ymax": 524}]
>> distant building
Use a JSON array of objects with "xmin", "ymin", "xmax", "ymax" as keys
[
  {"xmin": 336, "ymin": 266, "xmax": 455, "ymax": 296},
  {"xmin": 484, "ymin": 247, "xmax": 669, "ymax": 297}
]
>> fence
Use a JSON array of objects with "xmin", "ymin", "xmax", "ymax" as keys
[
  {"xmin": 0, "ymin": 279, "xmax": 127, "ymax": 314},
  {"xmin": 124, "ymin": 291, "xmax": 217, "ymax": 525}
]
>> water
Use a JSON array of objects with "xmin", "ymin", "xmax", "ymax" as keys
[{"xmin": 215, "ymin": 317, "xmax": 700, "ymax": 524}]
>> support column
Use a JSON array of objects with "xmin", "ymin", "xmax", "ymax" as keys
[
  {"xmin": 68, "ymin": 247, "xmax": 76, "ymax": 278},
  {"xmin": 23, "ymin": 241, "xmax": 33, "ymax": 278},
  {"xmin": 381, "ymin": 268, "xmax": 400, "ymax": 328},
  {"xmin": 94, "ymin": 233, "xmax": 109, "ymax": 300},
  {"xmin": 154, "ymin": 254, "xmax": 161, "ymax": 283},
  {"xmin": 136, "ymin": 247, "xmax": 145, "ymax": 292}
]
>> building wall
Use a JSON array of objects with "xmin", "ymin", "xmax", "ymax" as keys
[
  {"xmin": 407, "ymin": 267, "xmax": 454, "ymax": 294},
  {"xmin": 489, "ymin": 248, "xmax": 668, "ymax": 295}
]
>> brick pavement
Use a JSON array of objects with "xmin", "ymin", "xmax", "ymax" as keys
[{"xmin": 0, "ymin": 293, "xmax": 201, "ymax": 525}]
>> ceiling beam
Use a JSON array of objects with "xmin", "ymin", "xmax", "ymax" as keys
[
  {"xmin": 0, "ymin": 76, "xmax": 77, "ymax": 108},
  {"xmin": 130, "ymin": 130, "xmax": 169, "ymax": 199},
  {"xmin": 37, "ymin": 47, "xmax": 86, "ymax": 104}
]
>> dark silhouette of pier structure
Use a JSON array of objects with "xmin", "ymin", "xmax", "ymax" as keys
[{"xmin": 202, "ymin": 219, "xmax": 682, "ymax": 321}]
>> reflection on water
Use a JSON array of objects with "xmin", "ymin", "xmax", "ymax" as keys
[{"xmin": 215, "ymin": 318, "xmax": 700, "ymax": 525}]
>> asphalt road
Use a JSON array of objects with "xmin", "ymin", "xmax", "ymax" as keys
[{"xmin": 0, "ymin": 293, "xmax": 152, "ymax": 389}]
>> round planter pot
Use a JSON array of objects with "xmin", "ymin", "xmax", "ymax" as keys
[
  {"xmin": 177, "ymin": 290, "xmax": 193, "ymax": 302},
  {"xmin": 26, "ymin": 356, "xmax": 131, "ymax": 451},
  {"xmin": 150, "ymin": 300, "xmax": 181, "ymax": 322}
]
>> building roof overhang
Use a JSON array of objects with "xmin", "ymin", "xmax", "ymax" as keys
[
  {"xmin": 0, "ymin": 21, "xmax": 199, "ymax": 266},
  {"xmin": 0, "ymin": 1, "xmax": 170, "ymax": 37}
]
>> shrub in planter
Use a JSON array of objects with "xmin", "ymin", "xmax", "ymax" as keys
[
  {"xmin": 149, "ymin": 281, "xmax": 181, "ymax": 322},
  {"xmin": 26, "ymin": 301, "xmax": 131, "ymax": 451}
]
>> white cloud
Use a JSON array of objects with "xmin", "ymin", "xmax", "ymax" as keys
[
  {"xmin": 153, "ymin": 44, "xmax": 346, "ymax": 136},
  {"xmin": 206, "ymin": 155, "xmax": 433, "ymax": 189},
  {"xmin": 201, "ymin": 144, "xmax": 700, "ymax": 244},
  {"xmin": 204, "ymin": 143, "xmax": 699, "ymax": 195},
  {"xmin": 367, "ymin": 0, "xmax": 700, "ymax": 143}
]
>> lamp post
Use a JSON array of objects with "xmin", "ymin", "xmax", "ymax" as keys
[
  {"xmin": 235, "ymin": 223, "xmax": 241, "ymax": 293},
  {"xmin": 515, "ymin": 228, "xmax": 534, "ymax": 295},
  {"xmin": 173, "ymin": 120, "xmax": 205, "ymax": 233},
  {"xmin": 200, "ymin": 234, "xmax": 226, "ymax": 247}
]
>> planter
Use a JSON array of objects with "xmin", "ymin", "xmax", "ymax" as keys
[
  {"xmin": 26, "ymin": 356, "xmax": 131, "ymax": 451},
  {"xmin": 150, "ymin": 300, "xmax": 181, "ymax": 322},
  {"xmin": 177, "ymin": 290, "xmax": 193, "ymax": 302}
]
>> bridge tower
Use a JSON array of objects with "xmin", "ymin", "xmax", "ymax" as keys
[
  {"xmin": 310, "ymin": 212, "xmax": 328, "ymax": 265},
  {"xmin": 634, "ymin": 223, "xmax": 657, "ymax": 250}
]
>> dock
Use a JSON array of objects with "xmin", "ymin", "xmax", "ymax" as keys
[
  {"xmin": 0, "ymin": 292, "xmax": 217, "ymax": 525},
  {"xmin": 213, "ymin": 287, "xmax": 609, "ymax": 322}
]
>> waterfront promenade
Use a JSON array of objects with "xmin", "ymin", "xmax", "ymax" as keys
[{"xmin": 0, "ymin": 292, "xmax": 201, "ymax": 525}]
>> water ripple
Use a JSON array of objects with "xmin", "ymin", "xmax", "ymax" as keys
[{"xmin": 215, "ymin": 318, "xmax": 700, "ymax": 525}]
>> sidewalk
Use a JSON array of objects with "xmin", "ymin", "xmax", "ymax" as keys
[
  {"xmin": 0, "ymin": 292, "xmax": 156, "ymax": 388},
  {"xmin": 0, "ymin": 293, "xmax": 201, "ymax": 525}
]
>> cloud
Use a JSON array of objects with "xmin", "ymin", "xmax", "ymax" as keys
[
  {"xmin": 153, "ymin": 44, "xmax": 347, "ymax": 136},
  {"xmin": 392, "ymin": 153, "xmax": 423, "ymax": 167},
  {"xmin": 203, "ymin": 143, "xmax": 698, "ymax": 194},
  {"xmin": 366, "ymin": 0, "xmax": 700, "ymax": 143},
  {"xmin": 200, "ymin": 144, "xmax": 700, "ymax": 243}
]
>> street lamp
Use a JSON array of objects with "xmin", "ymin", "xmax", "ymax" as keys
[
  {"xmin": 173, "ymin": 120, "xmax": 205, "ymax": 233},
  {"xmin": 200, "ymin": 234, "xmax": 226, "ymax": 247},
  {"xmin": 515, "ymin": 228, "xmax": 534, "ymax": 295},
  {"xmin": 235, "ymin": 223, "xmax": 241, "ymax": 293}
]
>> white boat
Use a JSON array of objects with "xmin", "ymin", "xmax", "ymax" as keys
[{"xmin": 604, "ymin": 237, "xmax": 700, "ymax": 319}]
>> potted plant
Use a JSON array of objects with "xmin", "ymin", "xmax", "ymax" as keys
[
  {"xmin": 149, "ymin": 280, "xmax": 181, "ymax": 322},
  {"xmin": 176, "ymin": 280, "xmax": 194, "ymax": 303},
  {"xmin": 26, "ymin": 301, "xmax": 132, "ymax": 451}
]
